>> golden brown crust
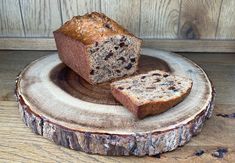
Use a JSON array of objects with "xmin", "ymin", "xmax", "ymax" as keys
[
  {"xmin": 54, "ymin": 12, "xmax": 142, "ymax": 84},
  {"xmin": 55, "ymin": 12, "xmax": 139, "ymax": 45}
]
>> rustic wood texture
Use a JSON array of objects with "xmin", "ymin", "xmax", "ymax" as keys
[
  {"xmin": 60, "ymin": 0, "xmax": 101, "ymax": 23},
  {"xmin": 0, "ymin": 0, "xmax": 25, "ymax": 37},
  {"xmin": 143, "ymin": 39, "xmax": 235, "ymax": 53},
  {"xmin": 216, "ymin": 0, "xmax": 235, "ymax": 39},
  {"xmin": 2, "ymin": 38, "xmax": 235, "ymax": 53},
  {"xmin": 0, "ymin": 51, "xmax": 50, "ymax": 101},
  {"xmin": 0, "ymin": 50, "xmax": 234, "ymax": 161},
  {"xmin": 15, "ymin": 49, "xmax": 214, "ymax": 156},
  {"xmin": 19, "ymin": 0, "xmax": 62, "ymax": 37},
  {"xmin": 179, "ymin": 0, "xmax": 222, "ymax": 39},
  {"xmin": 140, "ymin": 0, "xmax": 180, "ymax": 39},
  {"xmin": 1, "ymin": 0, "xmax": 235, "ymax": 40},
  {"xmin": 0, "ymin": 38, "xmax": 57, "ymax": 50},
  {"xmin": 101, "ymin": 0, "xmax": 140, "ymax": 36}
]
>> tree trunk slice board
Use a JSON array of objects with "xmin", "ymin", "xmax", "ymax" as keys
[{"xmin": 15, "ymin": 48, "xmax": 215, "ymax": 156}]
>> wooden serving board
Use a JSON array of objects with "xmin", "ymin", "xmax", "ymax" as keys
[{"xmin": 15, "ymin": 48, "xmax": 215, "ymax": 156}]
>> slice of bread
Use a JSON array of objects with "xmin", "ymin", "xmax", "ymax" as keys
[
  {"xmin": 111, "ymin": 70, "xmax": 193, "ymax": 119},
  {"xmin": 54, "ymin": 12, "xmax": 142, "ymax": 84}
]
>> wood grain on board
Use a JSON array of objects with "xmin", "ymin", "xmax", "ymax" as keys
[
  {"xmin": 15, "ymin": 49, "xmax": 214, "ymax": 155},
  {"xmin": 179, "ymin": 0, "xmax": 222, "ymax": 39},
  {"xmin": 49, "ymin": 55, "xmax": 170, "ymax": 105},
  {"xmin": 19, "ymin": 0, "xmax": 62, "ymax": 37},
  {"xmin": 101, "ymin": 0, "xmax": 140, "ymax": 36},
  {"xmin": 60, "ymin": 0, "xmax": 101, "ymax": 23},
  {"xmin": 140, "ymin": 0, "xmax": 180, "ymax": 39},
  {"xmin": 216, "ymin": 0, "xmax": 235, "ymax": 39},
  {"xmin": 0, "ymin": 50, "xmax": 235, "ymax": 161},
  {"xmin": 0, "ymin": 0, "xmax": 24, "ymax": 37}
]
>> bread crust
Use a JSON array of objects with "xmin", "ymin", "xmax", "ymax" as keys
[
  {"xmin": 55, "ymin": 12, "xmax": 139, "ymax": 45},
  {"xmin": 54, "ymin": 32, "xmax": 92, "ymax": 83},
  {"xmin": 111, "ymin": 84, "xmax": 192, "ymax": 119},
  {"xmin": 54, "ymin": 12, "xmax": 142, "ymax": 84},
  {"xmin": 111, "ymin": 72, "xmax": 193, "ymax": 119},
  {"xmin": 137, "ymin": 87, "xmax": 192, "ymax": 119}
]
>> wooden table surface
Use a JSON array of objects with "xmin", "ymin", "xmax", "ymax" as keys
[{"xmin": 0, "ymin": 50, "xmax": 234, "ymax": 162}]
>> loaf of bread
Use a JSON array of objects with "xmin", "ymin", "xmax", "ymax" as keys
[
  {"xmin": 54, "ymin": 12, "xmax": 142, "ymax": 84},
  {"xmin": 111, "ymin": 70, "xmax": 193, "ymax": 119}
]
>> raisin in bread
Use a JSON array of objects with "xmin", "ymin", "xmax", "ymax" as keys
[
  {"xmin": 54, "ymin": 12, "xmax": 142, "ymax": 84},
  {"xmin": 111, "ymin": 70, "xmax": 193, "ymax": 119}
]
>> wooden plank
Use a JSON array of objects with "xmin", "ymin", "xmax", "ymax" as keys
[
  {"xmin": 19, "ymin": 0, "xmax": 62, "ymax": 37},
  {"xmin": 101, "ymin": 0, "xmax": 140, "ymax": 36},
  {"xmin": 140, "ymin": 0, "xmax": 181, "ymax": 39},
  {"xmin": 216, "ymin": 0, "xmax": 235, "ymax": 39},
  {"xmin": 143, "ymin": 39, "xmax": 235, "ymax": 52},
  {"xmin": 0, "ymin": 38, "xmax": 56, "ymax": 50},
  {"xmin": 0, "ymin": 51, "xmax": 50, "ymax": 101},
  {"xmin": 179, "ymin": 0, "xmax": 222, "ymax": 39},
  {"xmin": 2, "ymin": 38, "xmax": 235, "ymax": 53},
  {"xmin": 0, "ymin": 0, "xmax": 25, "ymax": 37},
  {"xmin": 60, "ymin": 0, "xmax": 101, "ymax": 23}
]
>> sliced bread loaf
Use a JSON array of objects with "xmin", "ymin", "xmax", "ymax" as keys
[
  {"xmin": 54, "ymin": 12, "xmax": 142, "ymax": 84},
  {"xmin": 111, "ymin": 70, "xmax": 193, "ymax": 119}
]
